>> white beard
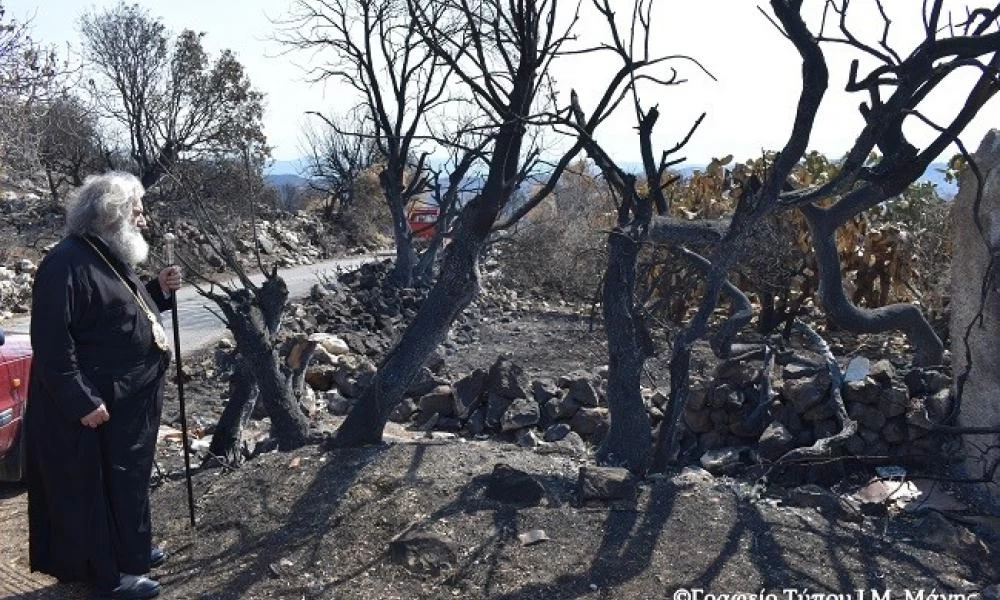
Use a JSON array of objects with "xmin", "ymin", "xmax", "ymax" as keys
[{"xmin": 105, "ymin": 221, "xmax": 149, "ymax": 266}]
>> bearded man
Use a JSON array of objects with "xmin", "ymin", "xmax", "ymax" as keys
[{"xmin": 26, "ymin": 171, "xmax": 182, "ymax": 599}]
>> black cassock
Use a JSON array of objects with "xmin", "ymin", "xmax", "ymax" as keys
[{"xmin": 25, "ymin": 234, "xmax": 172, "ymax": 590}]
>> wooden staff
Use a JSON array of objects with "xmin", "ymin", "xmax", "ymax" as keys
[{"xmin": 164, "ymin": 233, "xmax": 196, "ymax": 528}]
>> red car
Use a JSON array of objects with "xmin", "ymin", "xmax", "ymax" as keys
[
  {"xmin": 407, "ymin": 207, "xmax": 439, "ymax": 240},
  {"xmin": 0, "ymin": 328, "xmax": 30, "ymax": 482}
]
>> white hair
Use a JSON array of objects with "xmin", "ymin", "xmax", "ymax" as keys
[
  {"xmin": 65, "ymin": 171, "xmax": 145, "ymax": 236},
  {"xmin": 65, "ymin": 171, "xmax": 149, "ymax": 265}
]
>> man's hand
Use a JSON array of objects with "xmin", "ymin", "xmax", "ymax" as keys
[
  {"xmin": 81, "ymin": 404, "xmax": 110, "ymax": 428},
  {"xmin": 158, "ymin": 265, "xmax": 182, "ymax": 296}
]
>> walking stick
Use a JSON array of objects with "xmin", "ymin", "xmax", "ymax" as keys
[{"xmin": 164, "ymin": 233, "xmax": 197, "ymax": 529}]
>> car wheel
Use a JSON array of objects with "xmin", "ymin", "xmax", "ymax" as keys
[{"xmin": 0, "ymin": 425, "xmax": 25, "ymax": 482}]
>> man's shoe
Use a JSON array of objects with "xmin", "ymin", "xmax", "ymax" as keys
[
  {"xmin": 94, "ymin": 574, "xmax": 161, "ymax": 599},
  {"xmin": 150, "ymin": 547, "xmax": 166, "ymax": 569}
]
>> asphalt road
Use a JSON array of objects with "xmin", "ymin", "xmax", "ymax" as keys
[{"xmin": 1, "ymin": 252, "xmax": 388, "ymax": 356}]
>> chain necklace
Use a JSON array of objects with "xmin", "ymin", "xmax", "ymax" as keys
[{"xmin": 82, "ymin": 237, "xmax": 170, "ymax": 353}]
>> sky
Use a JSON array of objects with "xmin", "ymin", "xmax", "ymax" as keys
[{"xmin": 6, "ymin": 0, "xmax": 999, "ymax": 168}]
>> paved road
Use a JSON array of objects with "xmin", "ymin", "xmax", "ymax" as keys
[{"xmin": 1, "ymin": 252, "xmax": 388, "ymax": 356}]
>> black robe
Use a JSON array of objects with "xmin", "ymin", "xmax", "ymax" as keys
[{"xmin": 25, "ymin": 234, "xmax": 172, "ymax": 590}]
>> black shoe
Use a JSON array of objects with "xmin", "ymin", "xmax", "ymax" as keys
[
  {"xmin": 150, "ymin": 546, "xmax": 166, "ymax": 569},
  {"xmin": 94, "ymin": 574, "xmax": 161, "ymax": 599}
]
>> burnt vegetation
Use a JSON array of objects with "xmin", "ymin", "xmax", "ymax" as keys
[{"xmin": 3, "ymin": 0, "xmax": 1000, "ymax": 593}]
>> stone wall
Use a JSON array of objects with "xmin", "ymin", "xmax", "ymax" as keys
[{"xmin": 951, "ymin": 129, "xmax": 1000, "ymax": 502}]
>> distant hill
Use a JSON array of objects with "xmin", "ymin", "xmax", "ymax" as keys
[
  {"xmin": 266, "ymin": 157, "xmax": 959, "ymax": 201},
  {"xmin": 620, "ymin": 160, "xmax": 958, "ymax": 200},
  {"xmin": 265, "ymin": 173, "xmax": 310, "ymax": 190}
]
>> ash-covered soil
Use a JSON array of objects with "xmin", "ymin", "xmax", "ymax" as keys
[
  {"xmin": 145, "ymin": 439, "xmax": 991, "ymax": 599},
  {"xmin": 3, "ymin": 263, "xmax": 997, "ymax": 600}
]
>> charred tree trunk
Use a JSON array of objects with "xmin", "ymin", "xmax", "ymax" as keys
[
  {"xmin": 384, "ymin": 169, "xmax": 417, "ymax": 288},
  {"xmin": 334, "ymin": 104, "xmax": 529, "ymax": 446},
  {"xmin": 217, "ymin": 280, "xmax": 310, "ymax": 450},
  {"xmin": 596, "ymin": 226, "xmax": 653, "ymax": 474},
  {"xmin": 208, "ymin": 357, "xmax": 259, "ymax": 465},
  {"xmin": 332, "ymin": 233, "xmax": 482, "ymax": 446},
  {"xmin": 802, "ymin": 204, "xmax": 944, "ymax": 365},
  {"xmin": 389, "ymin": 206, "xmax": 417, "ymax": 287}
]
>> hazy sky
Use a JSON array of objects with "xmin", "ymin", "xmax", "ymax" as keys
[{"xmin": 7, "ymin": 0, "xmax": 999, "ymax": 165}]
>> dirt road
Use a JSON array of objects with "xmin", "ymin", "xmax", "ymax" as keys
[{"xmin": 1, "ymin": 252, "xmax": 388, "ymax": 354}]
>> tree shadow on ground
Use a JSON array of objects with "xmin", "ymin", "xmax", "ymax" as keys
[
  {"xmin": 677, "ymin": 502, "xmax": 975, "ymax": 596},
  {"xmin": 486, "ymin": 484, "xmax": 677, "ymax": 600},
  {"xmin": 155, "ymin": 443, "xmax": 389, "ymax": 599}
]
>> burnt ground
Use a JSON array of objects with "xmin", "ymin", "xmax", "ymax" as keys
[{"xmin": 1, "ymin": 301, "xmax": 998, "ymax": 599}]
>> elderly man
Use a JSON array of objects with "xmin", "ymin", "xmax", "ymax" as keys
[{"xmin": 26, "ymin": 172, "xmax": 182, "ymax": 600}]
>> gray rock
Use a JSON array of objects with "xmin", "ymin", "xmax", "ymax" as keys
[
  {"xmin": 882, "ymin": 385, "xmax": 909, "ymax": 417},
  {"xmin": 870, "ymin": 359, "xmax": 896, "ymax": 385},
  {"xmin": 782, "ymin": 373, "xmax": 831, "ymax": 414},
  {"xmin": 486, "ymin": 464, "xmax": 545, "ymax": 505},
  {"xmin": 926, "ymin": 388, "xmax": 954, "ymax": 423},
  {"xmin": 418, "ymin": 385, "xmax": 455, "ymax": 418},
  {"xmin": 709, "ymin": 384, "xmax": 741, "ymax": 409},
  {"xmin": 487, "ymin": 354, "xmax": 528, "ymax": 400},
  {"xmin": 531, "ymin": 378, "xmax": 559, "ymax": 404},
  {"xmin": 843, "ymin": 356, "xmax": 871, "ymax": 383},
  {"xmin": 501, "ymin": 398, "xmax": 541, "ymax": 431},
  {"xmin": 859, "ymin": 428, "xmax": 881, "ymax": 445},
  {"xmin": 803, "ymin": 400, "xmax": 836, "ymax": 423},
  {"xmin": 845, "ymin": 434, "xmax": 866, "ymax": 455},
  {"xmin": 699, "ymin": 447, "xmax": 744, "ymax": 474},
  {"xmin": 388, "ymin": 532, "xmax": 456, "ymax": 575},
  {"xmin": 782, "ymin": 362, "xmax": 821, "ymax": 380},
  {"xmin": 683, "ymin": 407, "xmax": 714, "ymax": 434},
  {"xmin": 715, "ymin": 359, "xmax": 760, "ymax": 388},
  {"xmin": 758, "ymin": 422, "xmax": 795, "ymax": 461},
  {"xmin": 570, "ymin": 407, "xmax": 609, "ymax": 437},
  {"xmin": 784, "ymin": 484, "xmax": 863, "ymax": 523},
  {"xmin": 326, "ymin": 390, "xmax": 353, "ymax": 416},
  {"xmin": 466, "ymin": 406, "xmax": 486, "ymax": 436},
  {"xmin": 923, "ymin": 370, "xmax": 951, "ymax": 394},
  {"xmin": 486, "ymin": 392, "xmax": 513, "ymax": 430},
  {"xmin": 543, "ymin": 423, "xmax": 571, "ymax": 442},
  {"xmin": 453, "ymin": 369, "xmax": 488, "ymax": 418},
  {"xmin": 516, "ymin": 428, "xmax": 541, "ymax": 448},
  {"xmin": 905, "ymin": 397, "xmax": 935, "ymax": 431},
  {"xmin": 882, "ymin": 420, "xmax": 907, "ymax": 444},
  {"xmin": 566, "ymin": 377, "xmax": 599, "ymax": 407},
  {"xmin": 670, "ymin": 467, "xmax": 714, "ymax": 486},
  {"xmin": 859, "ymin": 407, "xmax": 887, "ymax": 431},
  {"xmin": 544, "ymin": 396, "xmax": 579, "ymax": 421},
  {"xmin": 537, "ymin": 431, "xmax": 587, "ymax": 456},
  {"xmin": 578, "ymin": 466, "xmax": 639, "ymax": 502},
  {"xmin": 903, "ymin": 368, "xmax": 926, "ymax": 396},
  {"xmin": 843, "ymin": 378, "xmax": 880, "ymax": 404},
  {"xmin": 389, "ymin": 398, "xmax": 418, "ymax": 423}
]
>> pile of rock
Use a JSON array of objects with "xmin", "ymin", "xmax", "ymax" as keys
[
  {"xmin": 169, "ymin": 214, "xmax": 339, "ymax": 274},
  {"xmin": 0, "ymin": 258, "xmax": 36, "ymax": 320},
  {"xmin": 680, "ymin": 349, "xmax": 953, "ymax": 472},
  {"xmin": 299, "ymin": 345, "xmax": 605, "ymax": 455}
]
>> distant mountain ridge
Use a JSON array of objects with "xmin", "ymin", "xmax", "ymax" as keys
[{"xmin": 265, "ymin": 158, "xmax": 958, "ymax": 200}]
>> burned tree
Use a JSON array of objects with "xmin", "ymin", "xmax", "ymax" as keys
[
  {"xmin": 648, "ymin": 0, "xmax": 1000, "ymax": 469},
  {"xmin": 161, "ymin": 147, "xmax": 313, "ymax": 461},
  {"xmin": 332, "ymin": 0, "xmax": 591, "ymax": 446},
  {"xmin": 282, "ymin": 0, "xmax": 453, "ymax": 286},
  {"xmin": 300, "ymin": 112, "xmax": 381, "ymax": 221}
]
